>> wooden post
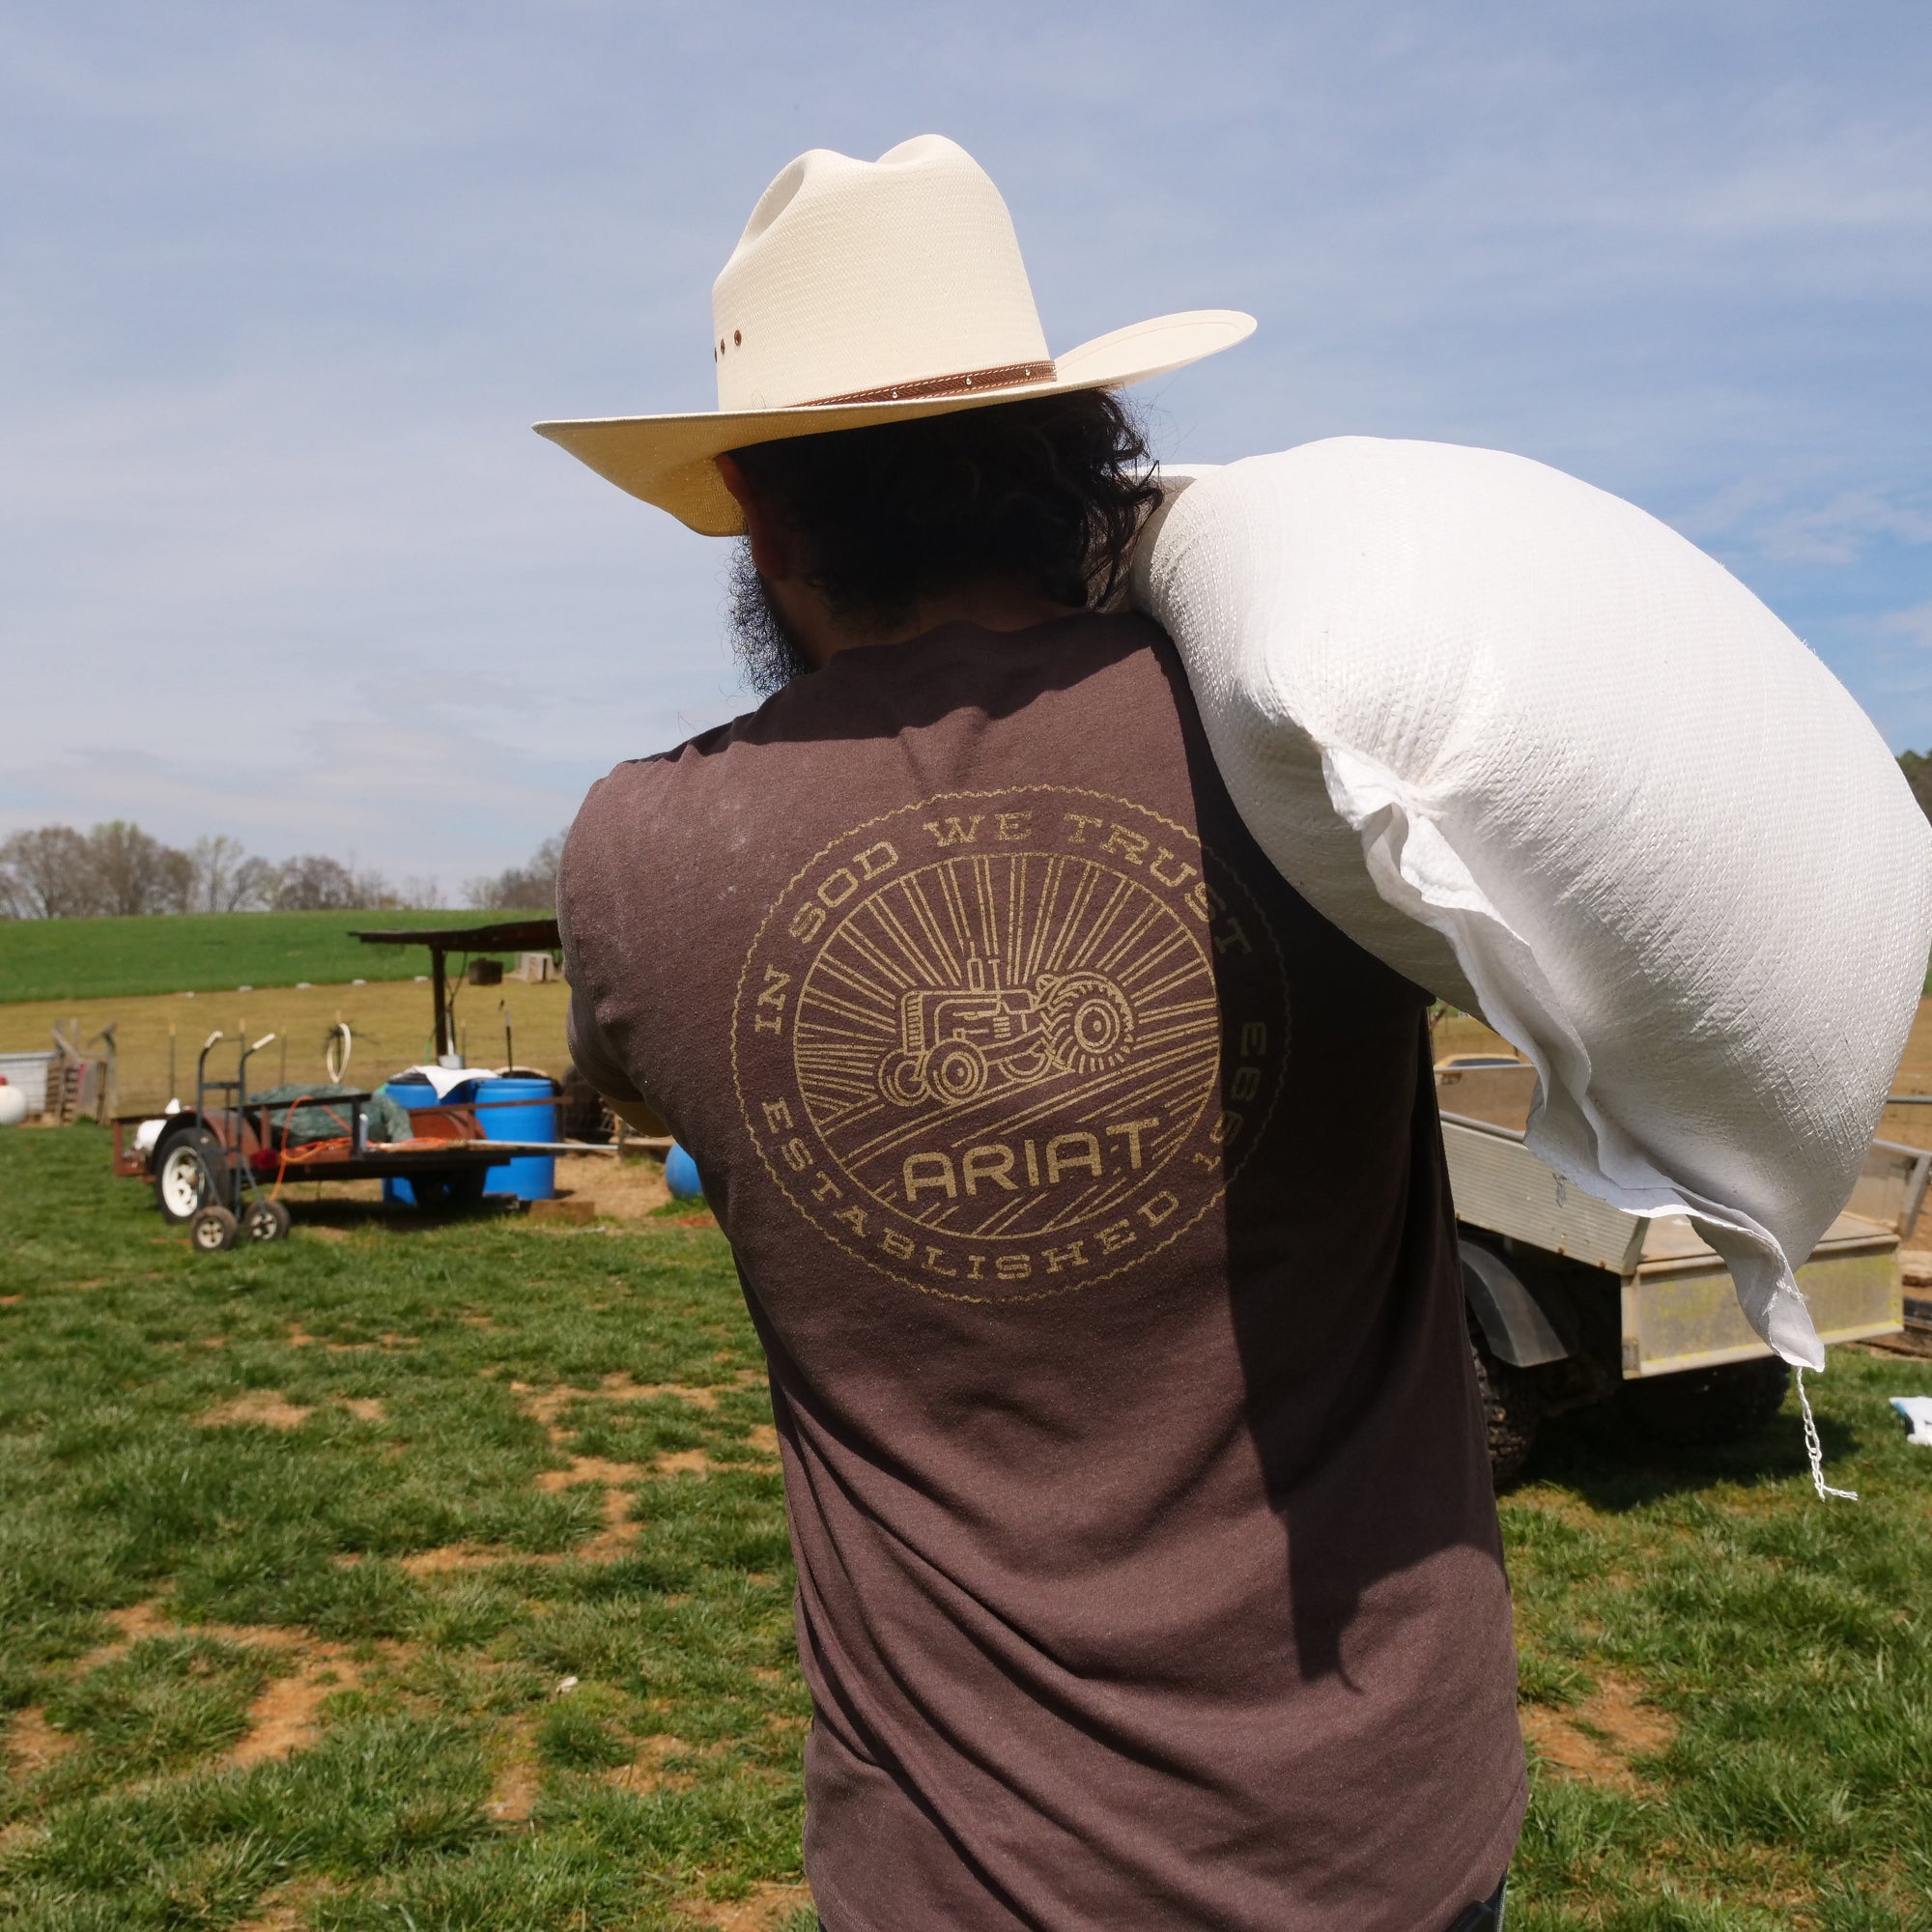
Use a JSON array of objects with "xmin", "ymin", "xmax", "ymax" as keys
[{"xmin": 431, "ymin": 948, "xmax": 450, "ymax": 1060}]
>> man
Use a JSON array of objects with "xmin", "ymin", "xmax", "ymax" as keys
[{"xmin": 543, "ymin": 135, "xmax": 1523, "ymax": 1931}]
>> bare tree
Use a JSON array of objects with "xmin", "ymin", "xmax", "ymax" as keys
[
  {"xmin": 88, "ymin": 821, "xmax": 192, "ymax": 916},
  {"xmin": 0, "ymin": 821, "xmax": 428, "ymax": 919},
  {"xmin": 272, "ymin": 854, "xmax": 370, "ymax": 911},
  {"xmin": 465, "ymin": 833, "xmax": 564, "ymax": 912},
  {"xmin": 188, "ymin": 835, "xmax": 276, "ymax": 912},
  {"xmin": 0, "ymin": 825, "xmax": 103, "ymax": 918}
]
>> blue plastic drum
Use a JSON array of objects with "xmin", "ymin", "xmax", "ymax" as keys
[
  {"xmin": 664, "ymin": 1143, "xmax": 704, "ymax": 1201},
  {"xmin": 472, "ymin": 1076, "xmax": 557, "ymax": 1201},
  {"xmin": 381, "ymin": 1075, "xmax": 556, "ymax": 1204},
  {"xmin": 380, "ymin": 1076, "xmax": 474, "ymax": 1208}
]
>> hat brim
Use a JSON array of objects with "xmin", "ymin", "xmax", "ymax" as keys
[{"xmin": 532, "ymin": 309, "xmax": 1255, "ymax": 536}]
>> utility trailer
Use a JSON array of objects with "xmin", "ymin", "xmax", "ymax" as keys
[
  {"xmin": 1437, "ymin": 1058, "xmax": 1927, "ymax": 1483},
  {"xmin": 113, "ymin": 1030, "xmax": 526, "ymax": 1248},
  {"xmin": 110, "ymin": 920, "xmax": 584, "ymax": 1249}
]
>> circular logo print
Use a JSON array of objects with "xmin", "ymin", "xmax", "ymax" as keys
[{"xmin": 730, "ymin": 787, "xmax": 1289, "ymax": 1300}]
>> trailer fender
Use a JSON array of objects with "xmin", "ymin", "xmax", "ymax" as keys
[{"xmin": 1460, "ymin": 1240, "xmax": 1570, "ymax": 1368}]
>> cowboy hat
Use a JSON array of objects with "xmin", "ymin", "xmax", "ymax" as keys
[{"xmin": 533, "ymin": 134, "xmax": 1254, "ymax": 536}]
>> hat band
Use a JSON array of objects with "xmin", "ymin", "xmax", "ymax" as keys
[{"xmin": 803, "ymin": 359, "xmax": 1057, "ymax": 407}]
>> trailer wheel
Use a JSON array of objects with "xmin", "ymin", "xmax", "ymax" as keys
[
  {"xmin": 1468, "ymin": 1319, "xmax": 1542, "ymax": 1489},
  {"xmin": 155, "ymin": 1128, "xmax": 223, "ymax": 1223},
  {"xmin": 1618, "ymin": 1358, "xmax": 1790, "ymax": 1447},
  {"xmin": 187, "ymin": 1205, "xmax": 239, "ymax": 1253}
]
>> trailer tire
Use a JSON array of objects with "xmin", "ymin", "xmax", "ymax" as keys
[
  {"xmin": 1468, "ymin": 1319, "xmax": 1542, "ymax": 1489},
  {"xmin": 154, "ymin": 1128, "xmax": 223, "ymax": 1224},
  {"xmin": 1618, "ymin": 1357, "xmax": 1790, "ymax": 1447}
]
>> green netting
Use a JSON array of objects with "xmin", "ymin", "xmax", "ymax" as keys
[{"xmin": 245, "ymin": 1084, "xmax": 413, "ymax": 1147}]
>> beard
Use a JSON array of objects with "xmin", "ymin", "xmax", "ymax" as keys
[{"xmin": 725, "ymin": 541, "xmax": 815, "ymax": 696}]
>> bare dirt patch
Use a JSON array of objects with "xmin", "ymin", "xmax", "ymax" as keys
[
  {"xmin": 227, "ymin": 1658, "xmax": 361, "ymax": 1768},
  {"xmin": 555, "ymin": 1151, "xmax": 670, "ymax": 1220},
  {"xmin": 284, "ymin": 1323, "xmax": 415, "ymax": 1352},
  {"xmin": 338, "ymin": 1397, "xmax": 385, "ymax": 1422},
  {"xmin": 529, "ymin": 1197, "xmax": 598, "ymax": 1225},
  {"xmin": 511, "ymin": 1374, "xmax": 743, "ymax": 1431},
  {"xmin": 679, "ymin": 1880, "xmax": 815, "ymax": 1931},
  {"xmin": 656, "ymin": 1448, "xmax": 715, "ymax": 1477},
  {"xmin": 396, "ymin": 1450, "xmax": 671, "ymax": 1571},
  {"xmin": 532, "ymin": 1457, "xmax": 650, "ymax": 1559},
  {"xmin": 1520, "ymin": 1670, "xmax": 1675, "ymax": 1793},
  {"xmin": 535, "ymin": 1456, "xmax": 650, "ymax": 1493},
  {"xmin": 487, "ymin": 1719, "xmax": 542, "ymax": 1824},
  {"xmin": 230, "ymin": 1881, "xmax": 344, "ymax": 1932},
  {"xmin": 6, "ymin": 1706, "xmax": 78, "ymax": 1773},
  {"xmin": 397, "ymin": 1545, "xmax": 507, "ymax": 1577},
  {"xmin": 197, "ymin": 1390, "xmax": 314, "ymax": 1430},
  {"xmin": 605, "ymin": 1732, "xmax": 695, "ymax": 1791}
]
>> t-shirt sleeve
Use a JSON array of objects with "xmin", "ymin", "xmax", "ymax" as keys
[
  {"xmin": 556, "ymin": 776, "xmax": 645, "ymax": 1104},
  {"xmin": 564, "ymin": 980, "xmax": 641, "ymax": 1102}
]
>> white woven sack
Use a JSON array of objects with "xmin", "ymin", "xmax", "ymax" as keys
[{"xmin": 1132, "ymin": 438, "xmax": 1932, "ymax": 1371}]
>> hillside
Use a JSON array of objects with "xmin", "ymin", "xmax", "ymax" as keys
[{"xmin": 0, "ymin": 909, "xmax": 549, "ymax": 1004}]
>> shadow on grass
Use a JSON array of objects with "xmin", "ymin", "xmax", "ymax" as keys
[
  {"xmin": 1508, "ymin": 1402, "xmax": 1861, "ymax": 1514},
  {"xmin": 283, "ymin": 1196, "xmax": 529, "ymax": 1236}
]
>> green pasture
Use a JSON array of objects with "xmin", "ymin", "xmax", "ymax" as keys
[
  {"xmin": 0, "ymin": 910, "xmax": 548, "ymax": 1006},
  {"xmin": 2, "ymin": 1129, "xmax": 1930, "ymax": 1929}
]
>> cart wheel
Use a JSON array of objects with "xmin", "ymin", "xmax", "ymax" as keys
[
  {"xmin": 243, "ymin": 1199, "xmax": 293, "ymax": 1243},
  {"xmin": 1468, "ymin": 1317, "xmax": 1542, "ymax": 1489},
  {"xmin": 188, "ymin": 1205, "xmax": 240, "ymax": 1253},
  {"xmin": 154, "ymin": 1127, "xmax": 223, "ymax": 1224}
]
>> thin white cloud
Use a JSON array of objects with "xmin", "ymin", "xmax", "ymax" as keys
[{"xmin": 1883, "ymin": 602, "xmax": 1932, "ymax": 652}]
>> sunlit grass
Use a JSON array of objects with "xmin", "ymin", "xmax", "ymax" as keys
[{"xmin": 3, "ymin": 1125, "xmax": 1929, "ymax": 1928}]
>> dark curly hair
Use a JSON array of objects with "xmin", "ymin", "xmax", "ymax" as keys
[{"xmin": 727, "ymin": 388, "xmax": 1160, "ymax": 632}]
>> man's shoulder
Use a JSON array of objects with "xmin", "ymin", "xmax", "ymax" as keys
[{"xmin": 563, "ymin": 611, "xmax": 1179, "ymax": 883}]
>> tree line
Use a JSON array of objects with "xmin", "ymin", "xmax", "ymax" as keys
[
  {"xmin": 1898, "ymin": 752, "xmax": 1932, "ymax": 823},
  {"xmin": 0, "ymin": 824, "xmax": 435, "ymax": 919},
  {"xmin": 0, "ymin": 822, "xmax": 564, "ymax": 920},
  {"xmin": 0, "ymin": 823, "xmax": 572, "ymax": 920},
  {"xmin": 12, "ymin": 753, "xmax": 1929, "ymax": 923}
]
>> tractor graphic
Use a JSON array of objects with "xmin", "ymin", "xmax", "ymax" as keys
[{"xmin": 876, "ymin": 951, "xmax": 1137, "ymax": 1108}]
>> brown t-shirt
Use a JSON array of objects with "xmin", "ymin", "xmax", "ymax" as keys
[{"xmin": 559, "ymin": 613, "xmax": 1524, "ymax": 1932}]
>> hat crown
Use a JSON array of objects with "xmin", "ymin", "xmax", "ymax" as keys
[{"xmin": 711, "ymin": 135, "xmax": 1052, "ymax": 412}]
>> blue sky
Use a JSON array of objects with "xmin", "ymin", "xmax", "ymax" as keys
[{"xmin": 4, "ymin": 0, "xmax": 1928, "ymax": 889}]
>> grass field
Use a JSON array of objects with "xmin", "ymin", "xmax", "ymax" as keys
[
  {"xmin": 1435, "ymin": 1008, "xmax": 1932, "ymax": 1157},
  {"xmin": 4, "ymin": 1130, "xmax": 1932, "ymax": 1927},
  {"xmin": 13, "ymin": 986, "xmax": 1932, "ymax": 1156},
  {"xmin": 0, "ymin": 912, "xmax": 549, "ymax": 1006},
  {"xmin": 1, "ymin": 980, "xmax": 576, "ymax": 1118}
]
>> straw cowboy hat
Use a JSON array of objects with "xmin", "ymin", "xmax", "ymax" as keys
[{"xmin": 533, "ymin": 134, "xmax": 1254, "ymax": 536}]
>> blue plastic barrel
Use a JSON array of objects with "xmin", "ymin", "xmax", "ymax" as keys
[
  {"xmin": 472, "ymin": 1076, "xmax": 556, "ymax": 1201},
  {"xmin": 664, "ymin": 1143, "xmax": 704, "ymax": 1201},
  {"xmin": 380, "ymin": 1075, "xmax": 556, "ymax": 1205},
  {"xmin": 381, "ymin": 1077, "xmax": 475, "ymax": 1208}
]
